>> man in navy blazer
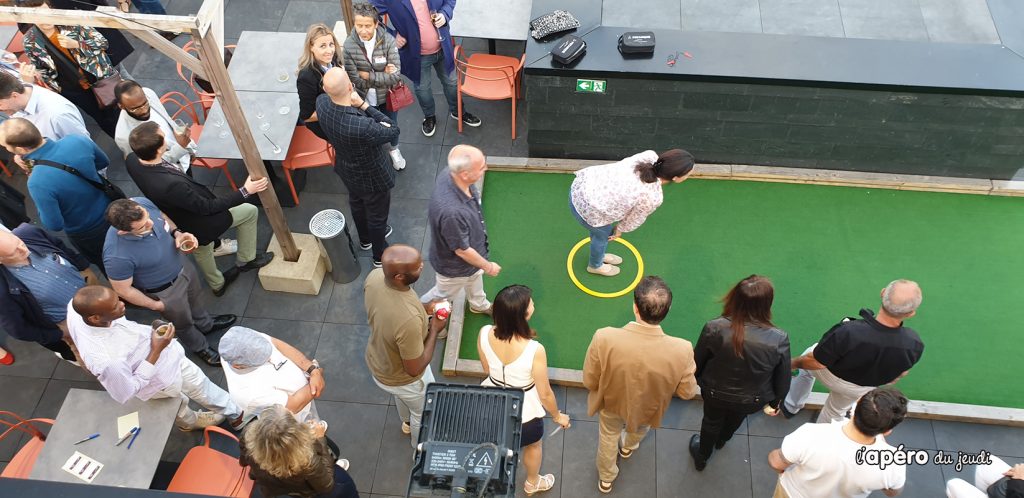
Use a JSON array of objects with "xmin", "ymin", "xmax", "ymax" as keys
[
  {"xmin": 369, "ymin": 0, "xmax": 482, "ymax": 137},
  {"xmin": 0, "ymin": 223, "xmax": 92, "ymax": 363}
]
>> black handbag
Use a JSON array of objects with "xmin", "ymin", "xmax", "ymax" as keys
[
  {"xmin": 530, "ymin": 10, "xmax": 580, "ymax": 40},
  {"xmin": 32, "ymin": 159, "xmax": 126, "ymax": 201},
  {"xmin": 551, "ymin": 35, "xmax": 586, "ymax": 65},
  {"xmin": 618, "ymin": 31, "xmax": 656, "ymax": 55}
]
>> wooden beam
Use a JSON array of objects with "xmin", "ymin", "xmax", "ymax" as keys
[
  {"xmin": 195, "ymin": 0, "xmax": 224, "ymax": 42},
  {"xmin": 0, "ymin": 5, "xmax": 197, "ymax": 32},
  {"xmin": 339, "ymin": 0, "xmax": 354, "ymax": 32},
  {"xmin": 192, "ymin": 27, "xmax": 300, "ymax": 262},
  {"xmin": 127, "ymin": 29, "xmax": 206, "ymax": 81}
]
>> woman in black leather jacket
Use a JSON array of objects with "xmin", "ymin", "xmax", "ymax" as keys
[{"xmin": 689, "ymin": 275, "xmax": 791, "ymax": 471}]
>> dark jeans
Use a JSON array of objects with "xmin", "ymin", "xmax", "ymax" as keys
[
  {"xmin": 68, "ymin": 221, "xmax": 110, "ymax": 276},
  {"xmin": 413, "ymin": 50, "xmax": 458, "ymax": 118},
  {"xmin": 319, "ymin": 466, "xmax": 360, "ymax": 498},
  {"xmin": 41, "ymin": 337, "xmax": 75, "ymax": 361},
  {"xmin": 372, "ymin": 103, "xmax": 399, "ymax": 147},
  {"xmin": 698, "ymin": 396, "xmax": 764, "ymax": 459},
  {"xmin": 347, "ymin": 189, "xmax": 391, "ymax": 261}
]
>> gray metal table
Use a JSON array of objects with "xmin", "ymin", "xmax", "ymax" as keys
[
  {"xmin": 227, "ymin": 31, "xmax": 307, "ymax": 92},
  {"xmin": 29, "ymin": 389, "xmax": 179, "ymax": 489},
  {"xmin": 449, "ymin": 0, "xmax": 532, "ymax": 53},
  {"xmin": 195, "ymin": 91, "xmax": 300, "ymax": 161}
]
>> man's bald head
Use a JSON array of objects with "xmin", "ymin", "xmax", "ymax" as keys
[
  {"xmin": 0, "ymin": 230, "xmax": 28, "ymax": 266},
  {"xmin": 447, "ymin": 145, "xmax": 485, "ymax": 174},
  {"xmin": 382, "ymin": 244, "xmax": 423, "ymax": 287},
  {"xmin": 72, "ymin": 286, "xmax": 125, "ymax": 326},
  {"xmin": 880, "ymin": 279, "xmax": 922, "ymax": 320},
  {"xmin": 0, "ymin": 117, "xmax": 43, "ymax": 150},
  {"xmin": 322, "ymin": 67, "xmax": 352, "ymax": 99}
]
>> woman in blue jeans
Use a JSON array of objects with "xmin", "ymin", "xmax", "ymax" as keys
[{"xmin": 568, "ymin": 149, "xmax": 694, "ymax": 276}]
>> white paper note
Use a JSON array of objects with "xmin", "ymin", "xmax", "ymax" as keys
[
  {"xmin": 116, "ymin": 411, "xmax": 139, "ymax": 438},
  {"xmin": 61, "ymin": 451, "xmax": 104, "ymax": 483}
]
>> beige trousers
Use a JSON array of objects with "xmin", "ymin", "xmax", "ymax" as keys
[{"xmin": 596, "ymin": 410, "xmax": 650, "ymax": 483}]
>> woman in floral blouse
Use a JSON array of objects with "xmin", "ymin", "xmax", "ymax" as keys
[
  {"xmin": 569, "ymin": 149, "xmax": 695, "ymax": 276},
  {"xmin": 20, "ymin": 0, "xmax": 120, "ymax": 137}
]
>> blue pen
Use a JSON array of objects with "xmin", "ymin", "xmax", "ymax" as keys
[
  {"xmin": 73, "ymin": 433, "xmax": 100, "ymax": 445},
  {"xmin": 127, "ymin": 427, "xmax": 141, "ymax": 449}
]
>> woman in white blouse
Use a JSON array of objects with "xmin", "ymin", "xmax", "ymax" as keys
[
  {"xmin": 478, "ymin": 285, "xmax": 570, "ymax": 495},
  {"xmin": 569, "ymin": 149, "xmax": 695, "ymax": 276}
]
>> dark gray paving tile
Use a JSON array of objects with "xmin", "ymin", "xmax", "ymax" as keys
[
  {"xmin": 159, "ymin": 427, "xmax": 204, "ymax": 463},
  {"xmin": 0, "ymin": 376, "xmax": 48, "ymax": 461},
  {"xmin": 395, "ymin": 82, "xmax": 453, "ymax": 147},
  {"xmin": 839, "ymin": 0, "xmax": 930, "ymax": 41},
  {"xmin": 49, "ymin": 357, "xmax": 98, "ymax": 382},
  {"xmin": 281, "ymin": 191, "xmax": 351, "ymax": 235},
  {"xmin": 512, "ymin": 417, "xmax": 565, "ymax": 498},
  {"xmin": 919, "ymin": 0, "xmax": 1000, "ymax": 44},
  {"xmin": 932, "ymin": 420, "xmax": 1024, "ymax": 458},
  {"xmin": 602, "ymin": 0, "xmax": 681, "ymax": 29},
  {"xmin": 657, "ymin": 427, "xmax": 752, "ymax": 497},
  {"xmin": 315, "ymin": 323, "xmax": 390, "ymax": 404},
  {"xmin": 894, "ymin": 449, "xmax": 949, "ymax": 498},
  {"xmin": 749, "ymin": 435, "xmax": 784, "ymax": 497},
  {"xmin": 391, "ymin": 143, "xmax": 444, "ymax": 201},
  {"xmin": 278, "ymin": 1, "xmax": 343, "ymax": 34},
  {"xmin": 165, "ymin": 0, "xmax": 203, "ymax": 16},
  {"xmin": 886, "ymin": 417, "xmax": 938, "ymax": 451},
  {"xmin": 123, "ymin": 36, "xmax": 194, "ymax": 82},
  {"xmin": 0, "ymin": 335, "xmax": 59, "ymax": 379},
  {"xmin": 317, "ymin": 400, "xmax": 388, "ymax": 493},
  {"xmin": 564, "ymin": 387, "xmax": 598, "ymax": 423},
  {"xmin": 745, "ymin": 407, "xmax": 817, "ymax": 437},
  {"xmin": 223, "ymin": 0, "xmax": 288, "ymax": 40},
  {"xmin": 237, "ymin": 317, "xmax": 323, "ymax": 358},
  {"xmin": 243, "ymin": 265, "xmax": 335, "ymax": 322},
  {"xmin": 29, "ymin": 380, "xmax": 103, "ymax": 419},
  {"xmin": 371, "ymin": 405, "xmax": 416, "ymax": 496},
  {"xmin": 681, "ymin": 0, "xmax": 764, "ymax": 34},
  {"xmin": 299, "ymin": 165, "xmax": 347, "ymax": 195},
  {"xmin": 442, "ymin": 95, "xmax": 517, "ymax": 157},
  {"xmin": 560, "ymin": 419, "xmax": 657, "ymax": 498},
  {"xmin": 323, "ymin": 263, "xmax": 371, "ymax": 325},
  {"xmin": 659, "ymin": 397, "xmax": 715, "ymax": 432},
  {"xmin": 198, "ymin": 264, "xmax": 260, "ymax": 317},
  {"xmin": 759, "ymin": 0, "xmax": 846, "ymax": 37}
]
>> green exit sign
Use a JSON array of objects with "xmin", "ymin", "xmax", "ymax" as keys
[{"xmin": 576, "ymin": 79, "xmax": 606, "ymax": 93}]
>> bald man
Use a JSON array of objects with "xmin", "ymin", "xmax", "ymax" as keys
[
  {"xmin": 783, "ymin": 280, "xmax": 925, "ymax": 423},
  {"xmin": 0, "ymin": 118, "xmax": 112, "ymax": 272},
  {"xmin": 315, "ymin": 67, "xmax": 401, "ymax": 267},
  {"xmin": 364, "ymin": 244, "xmax": 448, "ymax": 447},
  {"xmin": 67, "ymin": 286, "xmax": 248, "ymax": 431},
  {"xmin": 419, "ymin": 145, "xmax": 501, "ymax": 315}
]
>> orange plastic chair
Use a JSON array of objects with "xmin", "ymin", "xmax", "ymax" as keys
[
  {"xmin": 177, "ymin": 41, "xmax": 237, "ymax": 119},
  {"xmin": 166, "ymin": 426, "xmax": 254, "ymax": 497},
  {"xmin": 453, "ymin": 46, "xmax": 525, "ymax": 139},
  {"xmin": 0, "ymin": 411, "xmax": 54, "ymax": 478},
  {"xmin": 159, "ymin": 91, "xmax": 238, "ymax": 190},
  {"xmin": 281, "ymin": 125, "xmax": 334, "ymax": 205}
]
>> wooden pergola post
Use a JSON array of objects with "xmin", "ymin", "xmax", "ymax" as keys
[
  {"xmin": 0, "ymin": 0, "xmax": 300, "ymax": 262},
  {"xmin": 340, "ymin": 0, "xmax": 354, "ymax": 32}
]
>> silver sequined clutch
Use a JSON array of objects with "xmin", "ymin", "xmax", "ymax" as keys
[{"xmin": 530, "ymin": 10, "xmax": 580, "ymax": 40}]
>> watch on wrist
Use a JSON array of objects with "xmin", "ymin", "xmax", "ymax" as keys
[
  {"xmin": 171, "ymin": 227, "xmax": 182, "ymax": 237},
  {"xmin": 239, "ymin": 186, "xmax": 250, "ymax": 198},
  {"xmin": 305, "ymin": 359, "xmax": 321, "ymax": 376}
]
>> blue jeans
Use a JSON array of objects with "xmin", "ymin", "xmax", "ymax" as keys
[
  {"xmin": 374, "ymin": 103, "xmax": 400, "ymax": 147},
  {"xmin": 131, "ymin": 0, "xmax": 167, "ymax": 14},
  {"xmin": 569, "ymin": 195, "xmax": 614, "ymax": 269},
  {"xmin": 414, "ymin": 50, "xmax": 458, "ymax": 118}
]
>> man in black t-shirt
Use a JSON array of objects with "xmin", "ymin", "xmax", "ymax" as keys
[{"xmin": 782, "ymin": 279, "xmax": 925, "ymax": 423}]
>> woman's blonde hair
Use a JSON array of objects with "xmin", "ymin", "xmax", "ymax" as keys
[
  {"xmin": 242, "ymin": 405, "xmax": 316, "ymax": 478},
  {"xmin": 297, "ymin": 23, "xmax": 341, "ymax": 72}
]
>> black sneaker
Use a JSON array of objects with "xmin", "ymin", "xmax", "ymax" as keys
[
  {"xmin": 450, "ymin": 110, "xmax": 482, "ymax": 127},
  {"xmin": 360, "ymin": 225, "xmax": 393, "ymax": 251},
  {"xmin": 422, "ymin": 116, "xmax": 437, "ymax": 137}
]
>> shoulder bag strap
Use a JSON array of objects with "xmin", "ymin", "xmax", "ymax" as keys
[{"xmin": 32, "ymin": 159, "xmax": 108, "ymax": 192}]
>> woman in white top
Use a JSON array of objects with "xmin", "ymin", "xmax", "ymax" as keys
[
  {"xmin": 478, "ymin": 285, "xmax": 570, "ymax": 496},
  {"xmin": 569, "ymin": 149, "xmax": 694, "ymax": 276}
]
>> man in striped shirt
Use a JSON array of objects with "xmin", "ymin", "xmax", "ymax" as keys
[{"xmin": 67, "ymin": 285, "xmax": 248, "ymax": 431}]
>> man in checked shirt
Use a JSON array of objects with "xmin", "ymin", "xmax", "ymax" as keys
[{"xmin": 316, "ymin": 67, "xmax": 401, "ymax": 268}]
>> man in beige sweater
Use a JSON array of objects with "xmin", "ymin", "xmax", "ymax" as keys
[{"xmin": 583, "ymin": 275, "xmax": 698, "ymax": 493}]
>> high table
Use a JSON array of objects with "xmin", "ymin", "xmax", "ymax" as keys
[
  {"xmin": 196, "ymin": 91, "xmax": 300, "ymax": 161},
  {"xmin": 226, "ymin": 31, "xmax": 307, "ymax": 92},
  {"xmin": 449, "ymin": 0, "xmax": 532, "ymax": 53},
  {"xmin": 29, "ymin": 389, "xmax": 179, "ymax": 488}
]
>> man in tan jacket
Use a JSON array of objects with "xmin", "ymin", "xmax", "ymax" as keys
[{"xmin": 583, "ymin": 275, "xmax": 698, "ymax": 494}]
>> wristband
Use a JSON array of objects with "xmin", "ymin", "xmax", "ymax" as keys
[{"xmin": 171, "ymin": 227, "xmax": 182, "ymax": 237}]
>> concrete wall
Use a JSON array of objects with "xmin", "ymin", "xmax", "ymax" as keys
[{"xmin": 525, "ymin": 74, "xmax": 1024, "ymax": 179}]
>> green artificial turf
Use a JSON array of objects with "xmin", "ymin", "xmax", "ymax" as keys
[{"xmin": 457, "ymin": 171, "xmax": 1024, "ymax": 409}]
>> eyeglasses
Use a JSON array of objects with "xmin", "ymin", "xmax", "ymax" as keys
[
  {"xmin": 125, "ymin": 101, "xmax": 150, "ymax": 113},
  {"xmin": 270, "ymin": 359, "xmax": 288, "ymax": 371}
]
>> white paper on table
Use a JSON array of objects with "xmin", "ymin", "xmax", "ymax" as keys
[
  {"xmin": 116, "ymin": 411, "xmax": 139, "ymax": 438},
  {"xmin": 61, "ymin": 451, "xmax": 104, "ymax": 483}
]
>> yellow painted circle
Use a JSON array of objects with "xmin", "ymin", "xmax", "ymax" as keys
[{"xmin": 566, "ymin": 237, "xmax": 644, "ymax": 298}]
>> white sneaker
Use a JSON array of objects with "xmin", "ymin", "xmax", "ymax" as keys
[
  {"xmin": 335, "ymin": 458, "xmax": 350, "ymax": 470},
  {"xmin": 401, "ymin": 421, "xmax": 411, "ymax": 435},
  {"xmin": 603, "ymin": 253, "xmax": 623, "ymax": 265},
  {"xmin": 54, "ymin": 352, "xmax": 81, "ymax": 366},
  {"xmin": 389, "ymin": 148, "xmax": 407, "ymax": 170},
  {"xmin": 587, "ymin": 264, "xmax": 621, "ymax": 277},
  {"xmin": 212, "ymin": 239, "xmax": 238, "ymax": 257},
  {"xmin": 178, "ymin": 411, "xmax": 226, "ymax": 431}
]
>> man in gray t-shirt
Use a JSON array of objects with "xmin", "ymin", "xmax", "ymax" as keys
[{"xmin": 419, "ymin": 145, "xmax": 502, "ymax": 314}]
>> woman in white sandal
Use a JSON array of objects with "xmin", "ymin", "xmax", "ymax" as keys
[{"xmin": 478, "ymin": 285, "xmax": 570, "ymax": 495}]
